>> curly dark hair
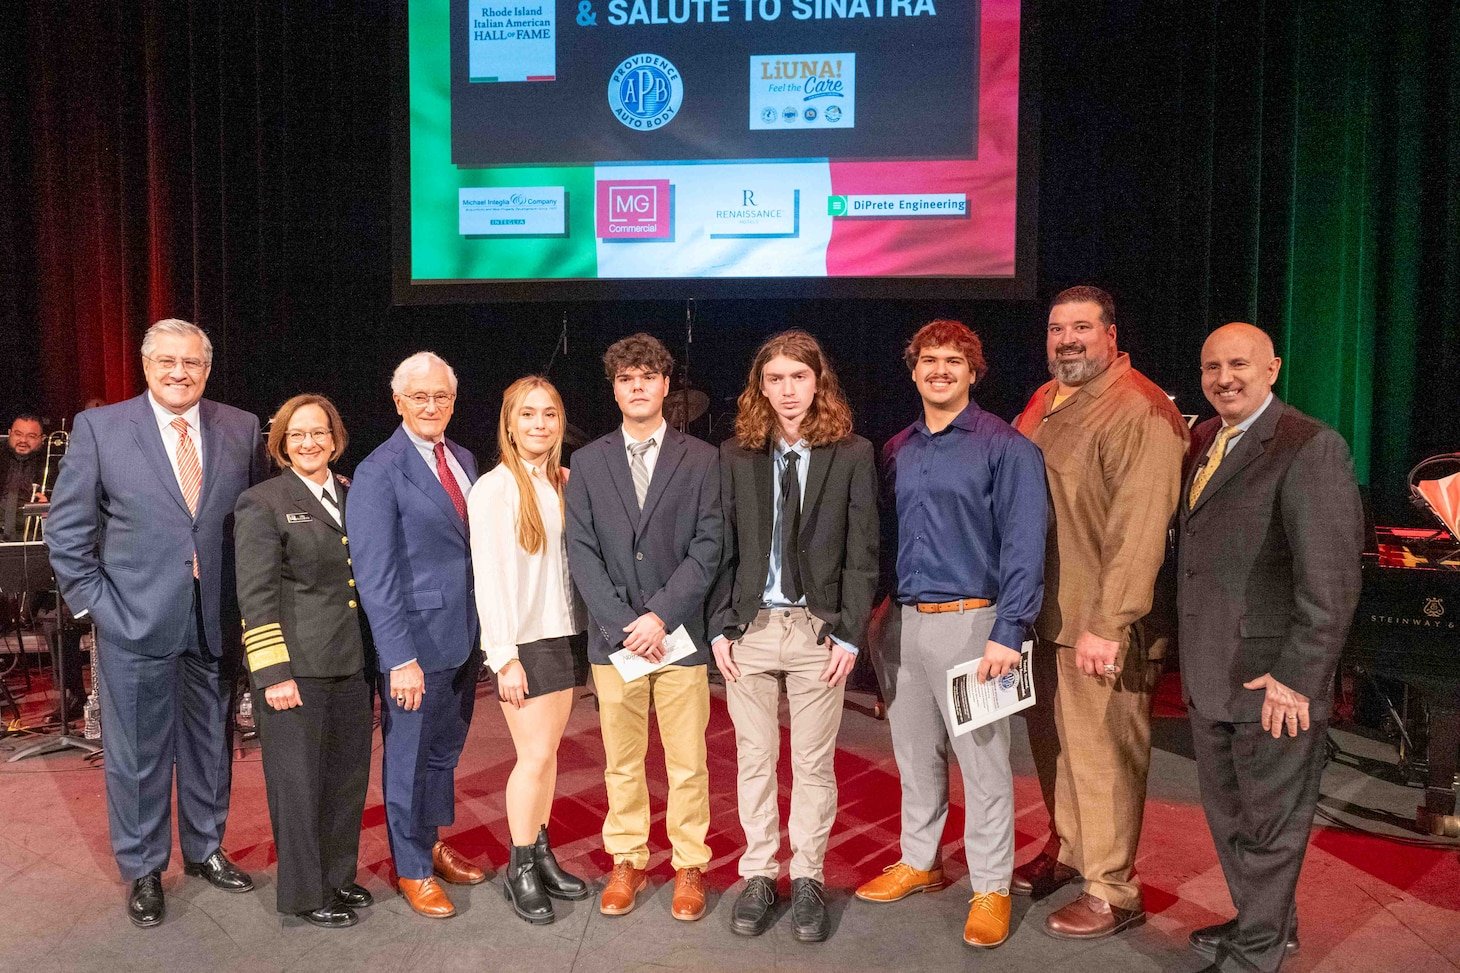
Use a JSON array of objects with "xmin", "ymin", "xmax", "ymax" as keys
[
  {"xmin": 602, "ymin": 333, "xmax": 674, "ymax": 382},
  {"xmin": 734, "ymin": 330, "xmax": 854, "ymax": 450},
  {"xmin": 903, "ymin": 319, "xmax": 988, "ymax": 382}
]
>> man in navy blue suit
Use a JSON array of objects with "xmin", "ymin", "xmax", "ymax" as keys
[
  {"xmin": 347, "ymin": 351, "xmax": 485, "ymax": 919},
  {"xmin": 47, "ymin": 318, "xmax": 268, "ymax": 927}
]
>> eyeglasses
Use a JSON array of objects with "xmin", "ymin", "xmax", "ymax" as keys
[
  {"xmin": 401, "ymin": 392, "xmax": 456, "ymax": 408},
  {"xmin": 145, "ymin": 355, "xmax": 210, "ymax": 373},
  {"xmin": 285, "ymin": 429, "xmax": 333, "ymax": 445}
]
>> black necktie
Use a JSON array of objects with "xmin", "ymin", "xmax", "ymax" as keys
[
  {"xmin": 780, "ymin": 451, "xmax": 803, "ymax": 602},
  {"xmin": 320, "ymin": 488, "xmax": 341, "ymax": 525}
]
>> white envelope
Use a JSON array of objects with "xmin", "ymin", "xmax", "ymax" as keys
[{"xmin": 609, "ymin": 625, "xmax": 698, "ymax": 682}]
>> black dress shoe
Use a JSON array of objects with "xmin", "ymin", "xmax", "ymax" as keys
[
  {"xmin": 296, "ymin": 903, "xmax": 358, "ymax": 928},
  {"xmin": 127, "ymin": 872, "xmax": 164, "ymax": 927},
  {"xmin": 731, "ymin": 876, "xmax": 778, "ymax": 937},
  {"xmin": 333, "ymin": 883, "xmax": 374, "ymax": 908},
  {"xmin": 183, "ymin": 850, "xmax": 254, "ymax": 892},
  {"xmin": 791, "ymin": 877, "xmax": 831, "ymax": 943},
  {"xmin": 1189, "ymin": 918, "xmax": 1300, "ymax": 959}
]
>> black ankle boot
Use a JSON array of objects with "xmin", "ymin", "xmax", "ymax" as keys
[
  {"xmin": 533, "ymin": 825, "xmax": 592, "ymax": 901},
  {"xmin": 504, "ymin": 844, "xmax": 554, "ymax": 924}
]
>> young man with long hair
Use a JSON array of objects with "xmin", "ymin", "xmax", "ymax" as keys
[
  {"xmin": 709, "ymin": 330, "xmax": 878, "ymax": 942},
  {"xmin": 469, "ymin": 376, "xmax": 592, "ymax": 925}
]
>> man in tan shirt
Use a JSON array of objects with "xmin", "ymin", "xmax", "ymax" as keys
[{"xmin": 1011, "ymin": 286, "xmax": 1189, "ymax": 940}]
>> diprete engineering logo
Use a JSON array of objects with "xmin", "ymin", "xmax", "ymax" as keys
[{"xmin": 596, "ymin": 179, "xmax": 672, "ymax": 240}]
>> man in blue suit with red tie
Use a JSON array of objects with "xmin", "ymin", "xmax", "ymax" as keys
[
  {"xmin": 47, "ymin": 318, "xmax": 268, "ymax": 927},
  {"xmin": 347, "ymin": 351, "xmax": 485, "ymax": 919}
]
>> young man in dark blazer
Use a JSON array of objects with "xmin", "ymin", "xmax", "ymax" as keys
[
  {"xmin": 566, "ymin": 333, "xmax": 722, "ymax": 921},
  {"xmin": 1178, "ymin": 323, "xmax": 1363, "ymax": 972},
  {"xmin": 708, "ymin": 330, "xmax": 877, "ymax": 942}
]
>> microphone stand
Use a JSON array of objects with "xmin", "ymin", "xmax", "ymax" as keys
[{"xmin": 9, "ymin": 586, "xmax": 101, "ymax": 761}]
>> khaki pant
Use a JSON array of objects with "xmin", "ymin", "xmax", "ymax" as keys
[
  {"xmin": 1024, "ymin": 625, "xmax": 1160, "ymax": 912},
  {"xmin": 724, "ymin": 607, "xmax": 845, "ymax": 882},
  {"xmin": 592, "ymin": 662, "xmax": 711, "ymax": 871}
]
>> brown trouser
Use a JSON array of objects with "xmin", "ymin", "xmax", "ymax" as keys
[{"xmin": 1024, "ymin": 623, "xmax": 1160, "ymax": 912}]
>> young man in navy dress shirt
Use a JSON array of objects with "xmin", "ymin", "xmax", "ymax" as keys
[{"xmin": 854, "ymin": 319, "xmax": 1047, "ymax": 951}]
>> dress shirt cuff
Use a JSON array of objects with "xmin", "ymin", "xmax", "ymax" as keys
[
  {"xmin": 390, "ymin": 658, "xmax": 418, "ymax": 671},
  {"xmin": 828, "ymin": 636, "xmax": 859, "ymax": 657},
  {"xmin": 989, "ymin": 619, "xmax": 1026, "ymax": 653},
  {"xmin": 483, "ymin": 643, "xmax": 520, "ymax": 674}
]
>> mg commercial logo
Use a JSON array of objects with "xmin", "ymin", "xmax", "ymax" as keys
[{"xmin": 596, "ymin": 179, "xmax": 672, "ymax": 240}]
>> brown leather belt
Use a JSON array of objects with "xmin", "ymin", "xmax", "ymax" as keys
[{"xmin": 915, "ymin": 597, "xmax": 994, "ymax": 614}]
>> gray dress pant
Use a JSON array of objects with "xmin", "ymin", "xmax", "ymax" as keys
[{"xmin": 879, "ymin": 604, "xmax": 1013, "ymax": 892}]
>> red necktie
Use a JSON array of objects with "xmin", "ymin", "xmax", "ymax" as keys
[{"xmin": 434, "ymin": 441, "xmax": 468, "ymax": 522}]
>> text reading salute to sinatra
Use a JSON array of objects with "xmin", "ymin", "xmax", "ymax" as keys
[{"xmin": 606, "ymin": 0, "xmax": 937, "ymax": 26}]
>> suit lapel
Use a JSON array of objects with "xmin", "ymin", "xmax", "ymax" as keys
[
  {"xmin": 639, "ymin": 427, "xmax": 686, "ymax": 533},
  {"xmin": 751, "ymin": 447, "xmax": 774, "ymax": 558},
  {"xmin": 195, "ymin": 399, "xmax": 221, "ymax": 517},
  {"xmin": 798, "ymin": 444, "xmax": 832, "ymax": 543},
  {"xmin": 1190, "ymin": 400, "xmax": 1283, "ymax": 516},
  {"xmin": 396, "ymin": 428, "xmax": 467, "ymax": 540},
  {"xmin": 285, "ymin": 470, "xmax": 344, "ymax": 535},
  {"xmin": 603, "ymin": 433, "xmax": 642, "ymax": 529},
  {"xmin": 128, "ymin": 395, "xmax": 190, "ymax": 517}
]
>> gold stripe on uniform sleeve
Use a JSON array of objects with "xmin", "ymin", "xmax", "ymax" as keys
[
  {"xmin": 246, "ymin": 641, "xmax": 290, "ymax": 672},
  {"xmin": 243, "ymin": 622, "xmax": 283, "ymax": 646}
]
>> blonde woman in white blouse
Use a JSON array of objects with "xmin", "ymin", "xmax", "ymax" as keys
[{"xmin": 468, "ymin": 376, "xmax": 591, "ymax": 925}]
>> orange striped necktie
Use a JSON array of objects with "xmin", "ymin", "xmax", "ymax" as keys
[{"xmin": 171, "ymin": 417, "xmax": 202, "ymax": 576}]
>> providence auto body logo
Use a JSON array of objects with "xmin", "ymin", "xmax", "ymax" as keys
[{"xmin": 608, "ymin": 54, "xmax": 683, "ymax": 130}]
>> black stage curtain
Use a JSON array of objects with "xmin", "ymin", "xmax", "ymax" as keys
[{"xmin": 2, "ymin": 1, "xmax": 1456, "ymax": 521}]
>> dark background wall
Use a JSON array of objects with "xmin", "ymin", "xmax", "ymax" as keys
[{"xmin": 2, "ymin": 1, "xmax": 1456, "ymax": 522}]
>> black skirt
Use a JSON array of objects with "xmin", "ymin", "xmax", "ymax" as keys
[{"xmin": 516, "ymin": 632, "xmax": 589, "ymax": 699}]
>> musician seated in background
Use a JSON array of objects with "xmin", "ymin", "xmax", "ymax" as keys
[
  {"xmin": 2, "ymin": 412, "xmax": 85, "ymax": 721},
  {"xmin": 2, "ymin": 413, "xmax": 46, "ymax": 541}
]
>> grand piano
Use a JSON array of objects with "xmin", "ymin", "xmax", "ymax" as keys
[{"xmin": 1343, "ymin": 454, "xmax": 1460, "ymax": 837}]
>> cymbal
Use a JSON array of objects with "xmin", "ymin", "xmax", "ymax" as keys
[
  {"xmin": 564, "ymin": 423, "xmax": 591, "ymax": 448},
  {"xmin": 665, "ymin": 387, "xmax": 710, "ymax": 425}
]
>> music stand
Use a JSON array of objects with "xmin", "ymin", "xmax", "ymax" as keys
[{"xmin": 0, "ymin": 541, "xmax": 101, "ymax": 760}]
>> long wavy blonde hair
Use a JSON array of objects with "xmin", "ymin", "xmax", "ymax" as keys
[{"xmin": 497, "ymin": 376, "xmax": 566, "ymax": 555}]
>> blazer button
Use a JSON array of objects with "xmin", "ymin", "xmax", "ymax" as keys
[
  {"xmin": 348, "ymin": 579, "xmax": 356, "ymax": 587},
  {"xmin": 636, "ymin": 552, "xmax": 644, "ymax": 560},
  {"xmin": 346, "ymin": 557, "xmax": 352, "ymax": 565},
  {"xmin": 341, "ymin": 536, "xmax": 349, "ymax": 545},
  {"xmin": 348, "ymin": 599, "xmax": 358, "ymax": 608}
]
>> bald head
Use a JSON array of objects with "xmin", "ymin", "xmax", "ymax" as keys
[{"xmin": 1200, "ymin": 322, "xmax": 1281, "ymax": 424}]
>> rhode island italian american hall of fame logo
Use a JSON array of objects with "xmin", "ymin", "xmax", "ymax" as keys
[{"xmin": 608, "ymin": 54, "xmax": 683, "ymax": 131}]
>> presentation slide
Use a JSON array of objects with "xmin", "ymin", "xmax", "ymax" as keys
[{"xmin": 398, "ymin": 0, "xmax": 1027, "ymax": 296}]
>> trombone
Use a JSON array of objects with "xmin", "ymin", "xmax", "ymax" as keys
[{"xmin": 21, "ymin": 427, "xmax": 67, "ymax": 543}]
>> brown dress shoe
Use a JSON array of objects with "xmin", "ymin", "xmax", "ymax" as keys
[
  {"xmin": 854, "ymin": 862, "xmax": 947, "ymax": 903},
  {"xmin": 432, "ymin": 841, "xmax": 486, "ymax": 885},
  {"xmin": 1045, "ymin": 892, "xmax": 1146, "ymax": 940},
  {"xmin": 1010, "ymin": 852, "xmax": 1080, "ymax": 898},
  {"xmin": 398, "ymin": 877, "xmax": 456, "ymax": 918},
  {"xmin": 671, "ymin": 867, "xmax": 706, "ymax": 921},
  {"xmin": 964, "ymin": 891, "xmax": 1012, "ymax": 948},
  {"xmin": 599, "ymin": 862, "xmax": 647, "ymax": 916}
]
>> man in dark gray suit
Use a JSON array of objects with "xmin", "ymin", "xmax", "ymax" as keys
[
  {"xmin": 46, "ymin": 318, "xmax": 267, "ymax": 927},
  {"xmin": 566, "ymin": 333, "xmax": 722, "ymax": 921},
  {"xmin": 1178, "ymin": 322, "xmax": 1363, "ymax": 973}
]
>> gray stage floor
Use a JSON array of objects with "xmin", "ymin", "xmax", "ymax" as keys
[{"xmin": 0, "ymin": 684, "xmax": 1456, "ymax": 972}]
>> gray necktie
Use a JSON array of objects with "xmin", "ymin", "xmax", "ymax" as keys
[{"xmin": 628, "ymin": 439, "xmax": 655, "ymax": 509}]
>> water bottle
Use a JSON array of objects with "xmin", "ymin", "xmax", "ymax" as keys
[
  {"xmin": 238, "ymin": 690, "xmax": 254, "ymax": 731},
  {"xmin": 83, "ymin": 689, "xmax": 101, "ymax": 741}
]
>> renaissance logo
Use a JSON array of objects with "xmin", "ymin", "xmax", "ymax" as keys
[
  {"xmin": 458, "ymin": 187, "xmax": 565, "ymax": 235},
  {"xmin": 827, "ymin": 193, "xmax": 967, "ymax": 217},
  {"xmin": 708, "ymin": 187, "xmax": 799, "ymax": 238},
  {"xmin": 608, "ymin": 54, "xmax": 684, "ymax": 131},
  {"xmin": 596, "ymin": 179, "xmax": 673, "ymax": 240},
  {"xmin": 749, "ymin": 54, "xmax": 855, "ymax": 130}
]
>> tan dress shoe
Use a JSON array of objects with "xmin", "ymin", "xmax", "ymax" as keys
[
  {"xmin": 398, "ymin": 877, "xmax": 456, "ymax": 918},
  {"xmin": 671, "ymin": 867, "xmax": 706, "ymax": 921},
  {"xmin": 1045, "ymin": 892, "xmax": 1145, "ymax": 940},
  {"xmin": 963, "ymin": 891, "xmax": 1011, "ymax": 948},
  {"xmin": 599, "ymin": 862, "xmax": 647, "ymax": 916},
  {"xmin": 432, "ymin": 841, "xmax": 486, "ymax": 885},
  {"xmin": 854, "ymin": 862, "xmax": 947, "ymax": 903}
]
